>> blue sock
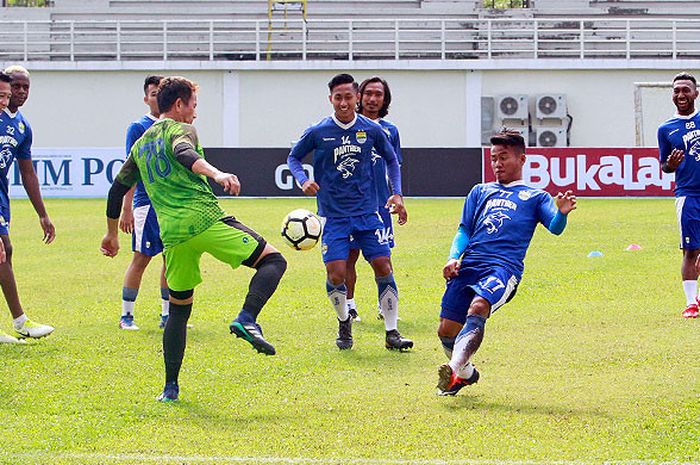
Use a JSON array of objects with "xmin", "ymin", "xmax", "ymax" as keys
[
  {"xmin": 236, "ymin": 309, "xmax": 256, "ymax": 324},
  {"xmin": 450, "ymin": 314, "xmax": 487, "ymax": 372},
  {"xmin": 122, "ymin": 287, "xmax": 138, "ymax": 317}
]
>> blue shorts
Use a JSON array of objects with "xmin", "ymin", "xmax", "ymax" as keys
[
  {"xmin": 676, "ymin": 196, "xmax": 700, "ymax": 250},
  {"xmin": 321, "ymin": 212, "xmax": 391, "ymax": 263},
  {"xmin": 0, "ymin": 202, "xmax": 10, "ymax": 235},
  {"xmin": 132, "ymin": 204, "xmax": 164, "ymax": 256},
  {"xmin": 350, "ymin": 206, "xmax": 394, "ymax": 250},
  {"xmin": 440, "ymin": 262, "xmax": 519, "ymax": 324}
]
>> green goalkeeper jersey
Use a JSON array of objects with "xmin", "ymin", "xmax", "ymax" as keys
[{"xmin": 116, "ymin": 118, "xmax": 225, "ymax": 248}]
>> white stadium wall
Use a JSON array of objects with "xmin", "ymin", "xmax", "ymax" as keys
[{"xmin": 17, "ymin": 68, "xmax": 680, "ymax": 150}]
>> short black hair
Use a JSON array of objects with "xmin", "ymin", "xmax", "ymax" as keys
[
  {"xmin": 358, "ymin": 76, "xmax": 392, "ymax": 118},
  {"xmin": 328, "ymin": 73, "xmax": 358, "ymax": 93},
  {"xmin": 144, "ymin": 75, "xmax": 163, "ymax": 95},
  {"xmin": 157, "ymin": 76, "xmax": 198, "ymax": 114},
  {"xmin": 673, "ymin": 72, "xmax": 697, "ymax": 86},
  {"xmin": 0, "ymin": 72, "xmax": 11, "ymax": 84},
  {"xmin": 490, "ymin": 128, "xmax": 526, "ymax": 154}
]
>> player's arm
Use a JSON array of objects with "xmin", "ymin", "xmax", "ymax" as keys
[
  {"xmin": 658, "ymin": 126, "xmax": 684, "ymax": 173},
  {"xmin": 374, "ymin": 127, "xmax": 407, "ymax": 224},
  {"xmin": 542, "ymin": 190, "xmax": 576, "ymax": 235},
  {"xmin": 443, "ymin": 187, "xmax": 478, "ymax": 280},
  {"xmin": 102, "ymin": 156, "xmax": 140, "ymax": 257},
  {"xmin": 287, "ymin": 127, "xmax": 318, "ymax": 195},
  {"xmin": 17, "ymin": 125, "xmax": 55, "ymax": 244}
]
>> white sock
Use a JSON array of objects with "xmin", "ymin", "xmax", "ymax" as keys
[
  {"xmin": 13, "ymin": 313, "xmax": 28, "ymax": 330},
  {"xmin": 377, "ymin": 274, "xmax": 399, "ymax": 332},
  {"xmin": 682, "ymin": 280, "xmax": 698, "ymax": 305},
  {"xmin": 161, "ymin": 299, "xmax": 169, "ymax": 317},
  {"xmin": 346, "ymin": 298, "xmax": 356, "ymax": 312},
  {"xmin": 122, "ymin": 300, "xmax": 135, "ymax": 317},
  {"xmin": 327, "ymin": 281, "xmax": 348, "ymax": 321},
  {"xmin": 455, "ymin": 362, "xmax": 475, "ymax": 379}
]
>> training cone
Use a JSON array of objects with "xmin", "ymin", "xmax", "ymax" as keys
[
  {"xmin": 587, "ymin": 251, "xmax": 603, "ymax": 258},
  {"xmin": 625, "ymin": 244, "xmax": 641, "ymax": 251}
]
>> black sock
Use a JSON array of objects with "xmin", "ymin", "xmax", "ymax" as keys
[
  {"xmin": 163, "ymin": 301, "xmax": 192, "ymax": 385},
  {"xmin": 238, "ymin": 253, "xmax": 287, "ymax": 323}
]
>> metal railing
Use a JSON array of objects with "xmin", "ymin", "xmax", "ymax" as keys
[{"xmin": 0, "ymin": 17, "xmax": 698, "ymax": 62}]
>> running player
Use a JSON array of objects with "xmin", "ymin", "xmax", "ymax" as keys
[
  {"xmin": 287, "ymin": 73, "xmax": 412, "ymax": 351},
  {"xmin": 102, "ymin": 76, "xmax": 287, "ymax": 401},
  {"xmin": 436, "ymin": 129, "xmax": 576, "ymax": 396}
]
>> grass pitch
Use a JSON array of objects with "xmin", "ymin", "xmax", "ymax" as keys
[{"xmin": 0, "ymin": 197, "xmax": 698, "ymax": 464}]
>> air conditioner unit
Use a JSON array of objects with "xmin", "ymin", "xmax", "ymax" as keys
[
  {"xmin": 532, "ymin": 94, "xmax": 567, "ymax": 120},
  {"xmin": 536, "ymin": 126, "xmax": 567, "ymax": 147},
  {"xmin": 495, "ymin": 94, "xmax": 528, "ymax": 121}
]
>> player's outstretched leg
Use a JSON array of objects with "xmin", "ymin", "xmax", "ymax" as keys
[
  {"xmin": 158, "ymin": 289, "xmax": 193, "ymax": 402},
  {"xmin": 230, "ymin": 252, "xmax": 287, "ymax": 356},
  {"xmin": 376, "ymin": 273, "xmax": 412, "ymax": 351},
  {"xmin": 437, "ymin": 314, "xmax": 485, "ymax": 396}
]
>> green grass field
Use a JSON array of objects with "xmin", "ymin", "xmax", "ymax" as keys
[{"xmin": 0, "ymin": 197, "xmax": 698, "ymax": 465}]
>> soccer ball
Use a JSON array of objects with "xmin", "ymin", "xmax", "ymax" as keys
[{"xmin": 281, "ymin": 209, "xmax": 323, "ymax": 251}]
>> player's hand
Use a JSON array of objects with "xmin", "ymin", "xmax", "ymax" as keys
[
  {"xmin": 386, "ymin": 194, "xmax": 407, "ymax": 225},
  {"xmin": 39, "ymin": 215, "xmax": 55, "ymax": 244},
  {"xmin": 100, "ymin": 233, "xmax": 119, "ymax": 257},
  {"xmin": 666, "ymin": 148, "xmax": 685, "ymax": 172},
  {"xmin": 215, "ymin": 172, "xmax": 241, "ymax": 195},
  {"xmin": 0, "ymin": 238, "xmax": 6, "ymax": 264},
  {"xmin": 443, "ymin": 258, "xmax": 460, "ymax": 280},
  {"xmin": 119, "ymin": 209, "xmax": 134, "ymax": 234},
  {"xmin": 302, "ymin": 180, "xmax": 320, "ymax": 196},
  {"xmin": 555, "ymin": 190, "xmax": 577, "ymax": 215}
]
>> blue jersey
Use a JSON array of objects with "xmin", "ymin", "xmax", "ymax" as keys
[
  {"xmin": 0, "ymin": 109, "xmax": 32, "ymax": 205},
  {"xmin": 459, "ymin": 181, "xmax": 558, "ymax": 279},
  {"xmin": 287, "ymin": 114, "xmax": 402, "ymax": 218},
  {"xmin": 658, "ymin": 110, "xmax": 700, "ymax": 197},
  {"xmin": 371, "ymin": 119, "xmax": 402, "ymax": 209},
  {"xmin": 126, "ymin": 114, "xmax": 158, "ymax": 207}
]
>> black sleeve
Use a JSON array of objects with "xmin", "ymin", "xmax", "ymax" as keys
[
  {"xmin": 174, "ymin": 142, "xmax": 201, "ymax": 171},
  {"xmin": 106, "ymin": 181, "xmax": 131, "ymax": 219}
]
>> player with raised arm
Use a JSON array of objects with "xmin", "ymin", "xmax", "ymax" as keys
[
  {"xmin": 287, "ymin": 73, "xmax": 412, "ymax": 351},
  {"xmin": 101, "ymin": 76, "xmax": 287, "ymax": 402},
  {"xmin": 117, "ymin": 75, "xmax": 169, "ymax": 330},
  {"xmin": 0, "ymin": 66, "xmax": 55, "ymax": 344},
  {"xmin": 345, "ymin": 76, "xmax": 405, "ymax": 322},
  {"xmin": 436, "ymin": 129, "xmax": 576, "ymax": 396},
  {"xmin": 658, "ymin": 72, "xmax": 700, "ymax": 318}
]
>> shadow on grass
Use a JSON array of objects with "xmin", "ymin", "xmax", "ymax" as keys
[{"xmin": 439, "ymin": 394, "xmax": 612, "ymax": 419}]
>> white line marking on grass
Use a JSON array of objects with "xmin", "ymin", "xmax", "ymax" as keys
[{"xmin": 3, "ymin": 453, "xmax": 699, "ymax": 465}]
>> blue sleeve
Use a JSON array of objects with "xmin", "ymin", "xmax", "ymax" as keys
[
  {"xmin": 16, "ymin": 120, "xmax": 32, "ymax": 160},
  {"xmin": 125, "ymin": 122, "xmax": 144, "ymax": 156},
  {"xmin": 392, "ymin": 127, "xmax": 403, "ymax": 165},
  {"xmin": 449, "ymin": 225, "xmax": 470, "ymax": 260},
  {"xmin": 287, "ymin": 126, "xmax": 316, "ymax": 186},
  {"xmin": 461, "ymin": 186, "xmax": 480, "ymax": 238},
  {"xmin": 539, "ymin": 194, "xmax": 566, "ymax": 235},
  {"xmin": 374, "ymin": 126, "xmax": 402, "ymax": 196},
  {"xmin": 658, "ymin": 125, "xmax": 671, "ymax": 163}
]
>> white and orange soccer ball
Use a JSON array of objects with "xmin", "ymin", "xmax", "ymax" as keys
[{"xmin": 281, "ymin": 209, "xmax": 323, "ymax": 251}]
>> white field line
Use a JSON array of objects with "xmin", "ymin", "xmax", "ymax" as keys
[{"xmin": 3, "ymin": 453, "xmax": 699, "ymax": 465}]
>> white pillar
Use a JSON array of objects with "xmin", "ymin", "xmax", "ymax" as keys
[
  {"xmin": 465, "ymin": 70, "xmax": 482, "ymax": 147},
  {"xmin": 222, "ymin": 70, "xmax": 240, "ymax": 147}
]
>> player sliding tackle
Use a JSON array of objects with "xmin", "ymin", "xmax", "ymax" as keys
[
  {"xmin": 436, "ymin": 129, "xmax": 576, "ymax": 396},
  {"xmin": 101, "ymin": 76, "xmax": 286, "ymax": 402}
]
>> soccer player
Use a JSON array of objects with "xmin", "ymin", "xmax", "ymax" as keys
[
  {"xmin": 658, "ymin": 72, "xmax": 700, "ymax": 319},
  {"xmin": 117, "ymin": 75, "xmax": 169, "ymax": 330},
  {"xmin": 287, "ymin": 73, "xmax": 413, "ymax": 351},
  {"xmin": 0, "ymin": 66, "xmax": 56, "ymax": 344},
  {"xmin": 436, "ymin": 129, "xmax": 576, "ymax": 396},
  {"xmin": 101, "ymin": 76, "xmax": 287, "ymax": 402},
  {"xmin": 345, "ymin": 76, "xmax": 405, "ymax": 323}
]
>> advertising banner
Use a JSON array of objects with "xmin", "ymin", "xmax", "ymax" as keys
[{"xmin": 482, "ymin": 147, "xmax": 674, "ymax": 196}]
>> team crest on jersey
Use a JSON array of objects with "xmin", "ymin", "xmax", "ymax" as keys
[
  {"xmin": 690, "ymin": 142, "xmax": 700, "ymax": 161},
  {"xmin": 355, "ymin": 130, "xmax": 367, "ymax": 144},
  {"xmin": 484, "ymin": 212, "xmax": 511, "ymax": 234},
  {"xmin": 17, "ymin": 122, "xmax": 25, "ymax": 134},
  {"xmin": 5, "ymin": 126, "xmax": 14, "ymax": 136},
  {"xmin": 337, "ymin": 157, "xmax": 360, "ymax": 178},
  {"xmin": 518, "ymin": 190, "xmax": 533, "ymax": 201}
]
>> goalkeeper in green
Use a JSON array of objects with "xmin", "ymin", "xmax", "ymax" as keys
[{"xmin": 101, "ymin": 76, "xmax": 287, "ymax": 402}]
